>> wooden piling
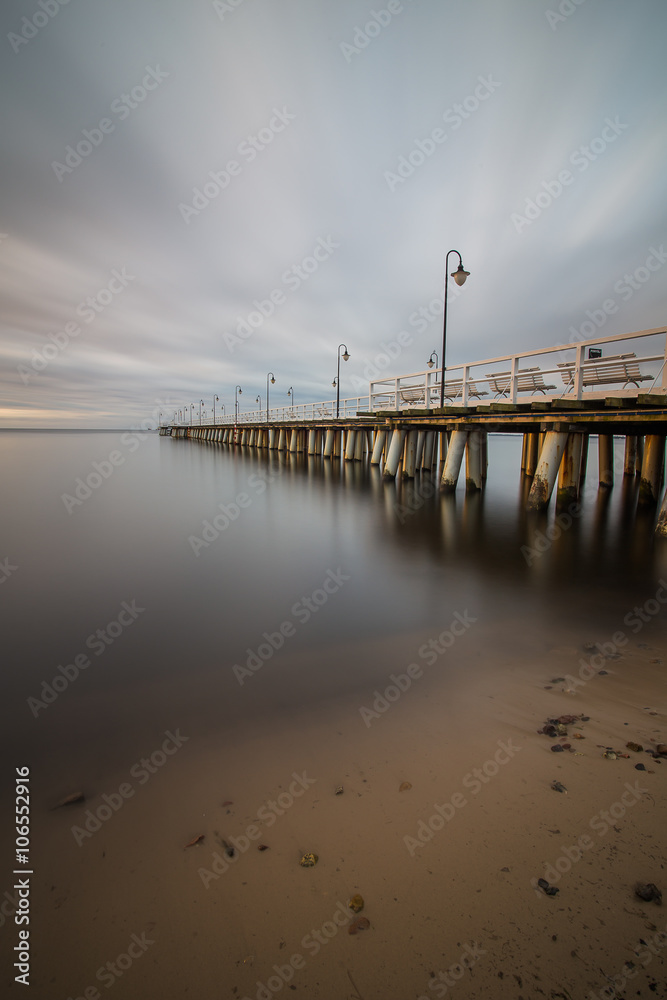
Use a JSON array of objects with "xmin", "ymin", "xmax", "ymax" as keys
[
  {"xmin": 440, "ymin": 430, "xmax": 468, "ymax": 493},
  {"xmin": 598, "ymin": 434, "xmax": 614, "ymax": 488},
  {"xmin": 638, "ymin": 435, "xmax": 665, "ymax": 504},
  {"xmin": 465, "ymin": 429, "xmax": 483, "ymax": 492},
  {"xmin": 383, "ymin": 429, "xmax": 406, "ymax": 480},
  {"xmin": 557, "ymin": 433, "xmax": 584, "ymax": 504},
  {"xmin": 527, "ymin": 431, "xmax": 568, "ymax": 510}
]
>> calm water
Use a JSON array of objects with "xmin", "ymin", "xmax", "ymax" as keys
[{"xmin": 2, "ymin": 429, "xmax": 666, "ymax": 778}]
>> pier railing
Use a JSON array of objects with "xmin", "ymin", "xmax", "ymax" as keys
[{"xmin": 166, "ymin": 327, "xmax": 666, "ymax": 425}]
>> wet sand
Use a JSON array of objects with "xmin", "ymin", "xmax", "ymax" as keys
[{"xmin": 5, "ymin": 614, "xmax": 666, "ymax": 999}]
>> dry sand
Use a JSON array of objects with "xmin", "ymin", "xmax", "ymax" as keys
[{"xmin": 3, "ymin": 615, "xmax": 666, "ymax": 999}]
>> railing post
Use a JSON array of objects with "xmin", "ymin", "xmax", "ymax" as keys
[
  {"xmin": 510, "ymin": 356, "xmax": 519, "ymax": 404},
  {"xmin": 574, "ymin": 343, "xmax": 585, "ymax": 399},
  {"xmin": 462, "ymin": 365, "xmax": 470, "ymax": 406}
]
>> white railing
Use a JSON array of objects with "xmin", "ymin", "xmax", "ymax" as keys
[
  {"xmin": 163, "ymin": 327, "xmax": 666, "ymax": 425},
  {"xmin": 369, "ymin": 326, "xmax": 666, "ymax": 411}
]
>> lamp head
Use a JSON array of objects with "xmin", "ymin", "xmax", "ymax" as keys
[
  {"xmin": 342, "ymin": 351, "xmax": 350, "ymax": 362},
  {"xmin": 427, "ymin": 359, "xmax": 434, "ymax": 369},
  {"xmin": 270, "ymin": 376, "xmax": 275, "ymax": 384},
  {"xmin": 451, "ymin": 262, "xmax": 470, "ymax": 287}
]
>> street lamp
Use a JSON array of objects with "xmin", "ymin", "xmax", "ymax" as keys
[
  {"xmin": 287, "ymin": 386, "xmax": 294, "ymax": 410},
  {"xmin": 439, "ymin": 251, "xmax": 470, "ymax": 409},
  {"xmin": 266, "ymin": 372, "xmax": 276, "ymax": 422},
  {"xmin": 190, "ymin": 403, "xmax": 195, "ymax": 425},
  {"xmin": 336, "ymin": 344, "xmax": 350, "ymax": 418},
  {"xmin": 235, "ymin": 385, "xmax": 242, "ymax": 424},
  {"xmin": 199, "ymin": 399, "xmax": 204, "ymax": 425},
  {"xmin": 213, "ymin": 394, "xmax": 219, "ymax": 423},
  {"xmin": 427, "ymin": 351, "xmax": 438, "ymax": 369},
  {"xmin": 256, "ymin": 395, "xmax": 262, "ymax": 415}
]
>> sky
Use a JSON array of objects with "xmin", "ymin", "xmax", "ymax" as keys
[{"xmin": 1, "ymin": 0, "xmax": 666, "ymax": 427}]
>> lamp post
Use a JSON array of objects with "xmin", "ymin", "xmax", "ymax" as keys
[
  {"xmin": 266, "ymin": 372, "xmax": 275, "ymax": 422},
  {"xmin": 439, "ymin": 251, "xmax": 470, "ymax": 409},
  {"xmin": 235, "ymin": 385, "xmax": 242, "ymax": 424},
  {"xmin": 190, "ymin": 404, "xmax": 195, "ymax": 425},
  {"xmin": 336, "ymin": 344, "xmax": 350, "ymax": 418},
  {"xmin": 427, "ymin": 351, "xmax": 438, "ymax": 369},
  {"xmin": 256, "ymin": 395, "xmax": 262, "ymax": 416},
  {"xmin": 199, "ymin": 399, "xmax": 204, "ymax": 425},
  {"xmin": 213, "ymin": 394, "xmax": 219, "ymax": 423},
  {"xmin": 287, "ymin": 386, "xmax": 294, "ymax": 411}
]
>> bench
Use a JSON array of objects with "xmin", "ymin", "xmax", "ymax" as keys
[
  {"xmin": 557, "ymin": 353, "xmax": 652, "ymax": 391},
  {"xmin": 397, "ymin": 381, "xmax": 488, "ymax": 406},
  {"xmin": 485, "ymin": 367, "xmax": 556, "ymax": 398}
]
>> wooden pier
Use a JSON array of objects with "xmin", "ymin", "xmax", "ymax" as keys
[{"xmin": 161, "ymin": 327, "xmax": 667, "ymax": 535}]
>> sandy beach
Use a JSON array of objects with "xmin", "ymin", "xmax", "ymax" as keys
[{"xmin": 7, "ymin": 610, "xmax": 666, "ymax": 1000}]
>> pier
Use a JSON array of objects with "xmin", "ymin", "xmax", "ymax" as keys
[{"xmin": 161, "ymin": 327, "xmax": 667, "ymax": 535}]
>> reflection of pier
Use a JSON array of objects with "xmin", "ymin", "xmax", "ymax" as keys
[{"xmin": 161, "ymin": 327, "xmax": 667, "ymax": 534}]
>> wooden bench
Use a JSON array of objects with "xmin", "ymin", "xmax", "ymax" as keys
[
  {"xmin": 485, "ymin": 367, "xmax": 556, "ymax": 398},
  {"xmin": 397, "ymin": 381, "xmax": 488, "ymax": 406},
  {"xmin": 557, "ymin": 353, "xmax": 652, "ymax": 391}
]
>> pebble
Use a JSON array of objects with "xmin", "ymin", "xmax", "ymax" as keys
[
  {"xmin": 299, "ymin": 853, "xmax": 318, "ymax": 867},
  {"xmin": 348, "ymin": 917, "xmax": 371, "ymax": 935}
]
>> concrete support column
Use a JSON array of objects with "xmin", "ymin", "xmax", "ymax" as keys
[
  {"xmin": 402, "ymin": 430, "xmax": 418, "ymax": 478},
  {"xmin": 557, "ymin": 433, "xmax": 584, "ymax": 504},
  {"xmin": 268, "ymin": 428, "xmax": 276, "ymax": 449},
  {"xmin": 638, "ymin": 435, "xmax": 665, "ymax": 504},
  {"xmin": 308, "ymin": 429, "xmax": 317, "ymax": 455},
  {"xmin": 465, "ymin": 429, "xmax": 483, "ymax": 492},
  {"xmin": 422, "ymin": 431, "xmax": 435, "ymax": 470},
  {"xmin": 440, "ymin": 430, "xmax": 468, "ymax": 493},
  {"xmin": 525, "ymin": 433, "xmax": 540, "ymax": 477},
  {"xmin": 624, "ymin": 435, "xmax": 639, "ymax": 476},
  {"xmin": 656, "ymin": 487, "xmax": 667, "ymax": 537},
  {"xmin": 598, "ymin": 434, "xmax": 614, "ymax": 488},
  {"xmin": 344, "ymin": 429, "xmax": 357, "ymax": 461},
  {"xmin": 579, "ymin": 434, "xmax": 589, "ymax": 487},
  {"xmin": 636, "ymin": 436, "xmax": 644, "ymax": 474},
  {"xmin": 383, "ymin": 429, "xmax": 407, "ymax": 480},
  {"xmin": 527, "ymin": 431, "xmax": 568, "ymax": 510},
  {"xmin": 354, "ymin": 430, "xmax": 364, "ymax": 461},
  {"xmin": 371, "ymin": 429, "xmax": 387, "ymax": 465},
  {"xmin": 439, "ymin": 432, "xmax": 448, "ymax": 467},
  {"xmin": 415, "ymin": 431, "xmax": 425, "ymax": 469},
  {"xmin": 323, "ymin": 428, "xmax": 334, "ymax": 457},
  {"xmin": 289, "ymin": 428, "xmax": 298, "ymax": 453},
  {"xmin": 333, "ymin": 430, "xmax": 342, "ymax": 458}
]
